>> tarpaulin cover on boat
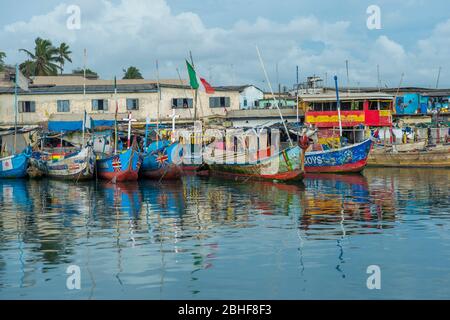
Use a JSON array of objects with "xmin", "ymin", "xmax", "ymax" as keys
[
  {"xmin": 48, "ymin": 120, "xmax": 83, "ymax": 132},
  {"xmin": 92, "ymin": 120, "xmax": 115, "ymax": 128}
]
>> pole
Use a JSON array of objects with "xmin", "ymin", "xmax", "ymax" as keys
[
  {"xmin": 156, "ymin": 60, "xmax": 161, "ymax": 139},
  {"xmin": 114, "ymin": 76, "xmax": 118, "ymax": 155},
  {"xmin": 334, "ymin": 75, "xmax": 343, "ymax": 137},
  {"xmin": 189, "ymin": 51, "xmax": 199, "ymax": 122},
  {"xmin": 13, "ymin": 64, "xmax": 18, "ymax": 154},
  {"xmin": 144, "ymin": 116, "xmax": 149, "ymax": 149},
  {"xmin": 82, "ymin": 49, "xmax": 87, "ymax": 146},
  {"xmin": 256, "ymin": 46, "xmax": 293, "ymax": 147},
  {"xmin": 345, "ymin": 60, "xmax": 350, "ymax": 93},
  {"xmin": 377, "ymin": 64, "xmax": 381, "ymax": 92},
  {"xmin": 436, "ymin": 66, "xmax": 442, "ymax": 89},
  {"xmin": 127, "ymin": 112, "xmax": 131, "ymax": 149}
]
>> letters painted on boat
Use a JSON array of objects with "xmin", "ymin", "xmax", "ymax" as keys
[
  {"xmin": 141, "ymin": 140, "xmax": 183, "ymax": 180},
  {"xmin": 96, "ymin": 148, "xmax": 142, "ymax": 182},
  {"xmin": 305, "ymin": 138, "xmax": 373, "ymax": 173},
  {"xmin": 0, "ymin": 147, "xmax": 31, "ymax": 179}
]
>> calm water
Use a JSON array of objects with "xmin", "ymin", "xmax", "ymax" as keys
[{"xmin": 0, "ymin": 168, "xmax": 449, "ymax": 300}]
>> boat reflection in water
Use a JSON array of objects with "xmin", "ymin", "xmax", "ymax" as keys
[{"xmin": 0, "ymin": 169, "xmax": 449, "ymax": 299}]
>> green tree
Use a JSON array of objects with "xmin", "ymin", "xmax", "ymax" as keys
[
  {"xmin": 122, "ymin": 66, "xmax": 143, "ymax": 79},
  {"xmin": 72, "ymin": 68, "xmax": 98, "ymax": 78},
  {"xmin": 0, "ymin": 51, "xmax": 6, "ymax": 71},
  {"xmin": 56, "ymin": 42, "xmax": 72, "ymax": 74},
  {"xmin": 19, "ymin": 38, "xmax": 60, "ymax": 76}
]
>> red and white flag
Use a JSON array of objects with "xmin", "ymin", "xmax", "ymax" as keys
[{"xmin": 200, "ymin": 77, "xmax": 215, "ymax": 94}]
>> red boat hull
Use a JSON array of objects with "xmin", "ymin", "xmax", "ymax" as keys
[
  {"xmin": 304, "ymin": 158, "xmax": 368, "ymax": 173},
  {"xmin": 97, "ymin": 167, "xmax": 139, "ymax": 182},
  {"xmin": 140, "ymin": 165, "xmax": 183, "ymax": 180},
  {"xmin": 210, "ymin": 169, "xmax": 304, "ymax": 181}
]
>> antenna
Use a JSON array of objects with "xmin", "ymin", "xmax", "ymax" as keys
[
  {"xmin": 345, "ymin": 60, "xmax": 350, "ymax": 93},
  {"xmin": 436, "ymin": 66, "xmax": 442, "ymax": 89},
  {"xmin": 377, "ymin": 64, "xmax": 381, "ymax": 92}
]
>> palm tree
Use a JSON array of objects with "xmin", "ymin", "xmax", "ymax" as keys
[
  {"xmin": 19, "ymin": 38, "xmax": 60, "ymax": 76},
  {"xmin": 0, "ymin": 51, "xmax": 6, "ymax": 71},
  {"xmin": 123, "ymin": 66, "xmax": 143, "ymax": 79},
  {"xmin": 56, "ymin": 42, "xmax": 72, "ymax": 74},
  {"xmin": 19, "ymin": 60, "xmax": 36, "ymax": 78}
]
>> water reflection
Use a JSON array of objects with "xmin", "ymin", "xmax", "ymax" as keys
[{"xmin": 0, "ymin": 168, "xmax": 449, "ymax": 299}]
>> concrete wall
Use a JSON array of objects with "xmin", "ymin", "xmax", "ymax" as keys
[
  {"xmin": 239, "ymin": 86, "xmax": 264, "ymax": 109},
  {"xmin": 0, "ymin": 87, "xmax": 240, "ymax": 125}
]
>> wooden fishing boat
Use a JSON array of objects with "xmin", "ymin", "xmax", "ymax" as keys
[
  {"xmin": 31, "ymin": 146, "xmax": 96, "ymax": 180},
  {"xmin": 305, "ymin": 138, "xmax": 373, "ymax": 173},
  {"xmin": 0, "ymin": 147, "xmax": 31, "ymax": 179},
  {"xmin": 367, "ymin": 143, "xmax": 450, "ymax": 168},
  {"xmin": 140, "ymin": 140, "xmax": 183, "ymax": 180},
  {"xmin": 96, "ymin": 147, "xmax": 142, "ymax": 182},
  {"xmin": 203, "ymin": 144, "xmax": 305, "ymax": 181}
]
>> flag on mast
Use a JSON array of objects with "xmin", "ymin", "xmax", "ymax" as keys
[
  {"xmin": 185, "ymin": 60, "xmax": 215, "ymax": 93},
  {"xmin": 200, "ymin": 77, "xmax": 215, "ymax": 94}
]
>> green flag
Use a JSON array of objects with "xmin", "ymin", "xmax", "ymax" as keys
[{"xmin": 186, "ymin": 60, "xmax": 199, "ymax": 89}]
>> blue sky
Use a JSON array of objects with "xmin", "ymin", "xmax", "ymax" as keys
[{"xmin": 1, "ymin": 0, "xmax": 449, "ymax": 89}]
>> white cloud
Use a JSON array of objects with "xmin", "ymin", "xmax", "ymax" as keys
[{"xmin": 0, "ymin": 0, "xmax": 448, "ymax": 88}]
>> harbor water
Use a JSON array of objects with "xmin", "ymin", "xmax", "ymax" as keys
[{"xmin": 0, "ymin": 168, "xmax": 449, "ymax": 299}]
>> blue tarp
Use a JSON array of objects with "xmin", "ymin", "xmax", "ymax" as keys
[
  {"xmin": 48, "ymin": 120, "xmax": 83, "ymax": 132},
  {"xmin": 92, "ymin": 119, "xmax": 115, "ymax": 128}
]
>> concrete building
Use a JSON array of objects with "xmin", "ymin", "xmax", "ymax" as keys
[
  {"xmin": 0, "ymin": 74, "xmax": 241, "ymax": 126},
  {"xmin": 214, "ymin": 85, "xmax": 264, "ymax": 109}
]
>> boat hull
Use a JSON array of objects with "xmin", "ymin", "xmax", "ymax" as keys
[
  {"xmin": 96, "ymin": 148, "xmax": 142, "ymax": 182},
  {"xmin": 34, "ymin": 146, "xmax": 96, "ymax": 181},
  {"xmin": 140, "ymin": 141, "xmax": 183, "ymax": 180},
  {"xmin": 0, "ymin": 150, "xmax": 30, "ymax": 179},
  {"xmin": 305, "ymin": 139, "xmax": 373, "ymax": 173},
  {"xmin": 206, "ymin": 145, "xmax": 304, "ymax": 182},
  {"xmin": 367, "ymin": 145, "xmax": 450, "ymax": 168}
]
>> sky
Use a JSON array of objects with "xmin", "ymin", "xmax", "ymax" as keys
[{"xmin": 0, "ymin": 0, "xmax": 449, "ymax": 89}]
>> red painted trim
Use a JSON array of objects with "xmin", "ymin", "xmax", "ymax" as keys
[
  {"xmin": 305, "ymin": 159, "xmax": 368, "ymax": 173},
  {"xmin": 210, "ymin": 169, "xmax": 304, "ymax": 181}
]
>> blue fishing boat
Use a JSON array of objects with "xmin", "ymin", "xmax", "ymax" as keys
[
  {"xmin": 305, "ymin": 138, "xmax": 373, "ymax": 173},
  {"xmin": 0, "ymin": 147, "xmax": 31, "ymax": 179},
  {"xmin": 141, "ymin": 140, "xmax": 183, "ymax": 180},
  {"xmin": 97, "ymin": 147, "xmax": 142, "ymax": 182}
]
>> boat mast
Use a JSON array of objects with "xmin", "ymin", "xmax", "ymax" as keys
[
  {"xmin": 114, "ymin": 76, "xmax": 118, "ymax": 154},
  {"xmin": 82, "ymin": 48, "xmax": 87, "ymax": 147},
  {"xmin": 190, "ymin": 51, "xmax": 198, "ymax": 122},
  {"xmin": 256, "ymin": 46, "xmax": 293, "ymax": 147},
  {"xmin": 334, "ymin": 75, "xmax": 343, "ymax": 137},
  {"xmin": 156, "ymin": 60, "xmax": 161, "ymax": 142},
  {"xmin": 13, "ymin": 64, "xmax": 18, "ymax": 154}
]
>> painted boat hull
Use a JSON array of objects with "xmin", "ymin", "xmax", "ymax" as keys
[
  {"xmin": 96, "ymin": 148, "xmax": 142, "ymax": 182},
  {"xmin": 0, "ymin": 149, "xmax": 30, "ymax": 179},
  {"xmin": 305, "ymin": 139, "xmax": 373, "ymax": 173},
  {"xmin": 206, "ymin": 145, "xmax": 304, "ymax": 182},
  {"xmin": 367, "ymin": 144, "xmax": 450, "ymax": 168},
  {"xmin": 140, "ymin": 141, "xmax": 183, "ymax": 180},
  {"xmin": 33, "ymin": 146, "xmax": 96, "ymax": 180}
]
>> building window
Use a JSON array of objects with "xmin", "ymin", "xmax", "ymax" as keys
[
  {"xmin": 19, "ymin": 101, "xmax": 36, "ymax": 113},
  {"xmin": 126, "ymin": 98, "xmax": 139, "ymax": 110},
  {"xmin": 57, "ymin": 100, "xmax": 70, "ymax": 112},
  {"xmin": 243, "ymin": 99, "xmax": 248, "ymax": 107},
  {"xmin": 172, "ymin": 98, "xmax": 193, "ymax": 109},
  {"xmin": 92, "ymin": 99, "xmax": 108, "ymax": 111},
  {"xmin": 209, "ymin": 97, "xmax": 230, "ymax": 108}
]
